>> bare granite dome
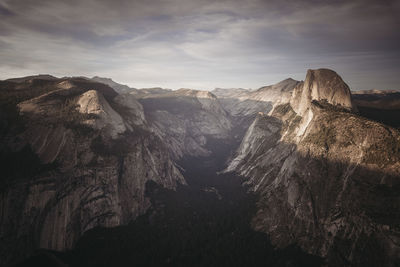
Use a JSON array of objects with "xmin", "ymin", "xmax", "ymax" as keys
[{"xmin": 291, "ymin": 69, "xmax": 354, "ymax": 115}]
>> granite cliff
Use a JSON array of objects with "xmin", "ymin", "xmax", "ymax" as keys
[
  {"xmin": 212, "ymin": 78, "xmax": 299, "ymax": 117},
  {"xmin": 0, "ymin": 77, "xmax": 184, "ymax": 266},
  {"xmin": 134, "ymin": 88, "xmax": 233, "ymax": 158},
  {"xmin": 1, "ymin": 70, "xmax": 399, "ymax": 266},
  {"xmin": 212, "ymin": 79, "xmax": 300, "ymax": 134},
  {"xmin": 226, "ymin": 69, "xmax": 400, "ymax": 266}
]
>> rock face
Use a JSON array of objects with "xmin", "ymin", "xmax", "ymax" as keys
[
  {"xmin": 227, "ymin": 69, "xmax": 400, "ymax": 266},
  {"xmin": 90, "ymin": 76, "xmax": 137, "ymax": 94},
  {"xmin": 135, "ymin": 88, "xmax": 233, "ymax": 158},
  {"xmin": 290, "ymin": 69, "xmax": 355, "ymax": 116},
  {"xmin": 75, "ymin": 90, "xmax": 126, "ymax": 138},
  {"xmin": 0, "ymin": 77, "xmax": 184, "ymax": 266},
  {"xmin": 212, "ymin": 78, "xmax": 300, "ymax": 118},
  {"xmin": 1, "ymin": 69, "xmax": 400, "ymax": 266}
]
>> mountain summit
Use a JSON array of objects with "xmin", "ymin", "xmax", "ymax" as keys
[
  {"xmin": 291, "ymin": 68, "xmax": 355, "ymax": 115},
  {"xmin": 226, "ymin": 69, "xmax": 400, "ymax": 266}
]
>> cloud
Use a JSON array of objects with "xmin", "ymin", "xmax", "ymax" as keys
[{"xmin": 0, "ymin": 0, "xmax": 399, "ymax": 90}]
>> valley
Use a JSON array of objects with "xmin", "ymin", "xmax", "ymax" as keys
[
  {"xmin": 17, "ymin": 138, "xmax": 323, "ymax": 267},
  {"xmin": 1, "ymin": 69, "xmax": 399, "ymax": 266}
]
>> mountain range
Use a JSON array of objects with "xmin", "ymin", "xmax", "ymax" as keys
[{"xmin": 0, "ymin": 69, "xmax": 399, "ymax": 266}]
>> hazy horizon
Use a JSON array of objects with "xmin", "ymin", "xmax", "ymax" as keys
[{"xmin": 1, "ymin": 0, "xmax": 399, "ymax": 91}]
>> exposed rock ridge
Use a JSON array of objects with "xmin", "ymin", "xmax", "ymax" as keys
[
  {"xmin": 91, "ymin": 76, "xmax": 137, "ymax": 94},
  {"xmin": 0, "ymin": 78, "xmax": 184, "ymax": 266},
  {"xmin": 290, "ymin": 69, "xmax": 355, "ymax": 116},
  {"xmin": 212, "ymin": 78, "xmax": 300, "ymax": 118},
  {"xmin": 136, "ymin": 88, "xmax": 232, "ymax": 158},
  {"xmin": 227, "ymin": 69, "xmax": 400, "ymax": 266},
  {"xmin": 76, "ymin": 90, "xmax": 126, "ymax": 138}
]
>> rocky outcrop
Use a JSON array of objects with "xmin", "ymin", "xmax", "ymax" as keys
[
  {"xmin": 76, "ymin": 90, "xmax": 126, "ymax": 138},
  {"xmin": 289, "ymin": 69, "xmax": 355, "ymax": 116},
  {"xmin": 136, "ymin": 88, "xmax": 233, "ymax": 158},
  {"xmin": 211, "ymin": 88, "xmax": 249, "ymax": 98},
  {"xmin": 212, "ymin": 78, "xmax": 300, "ymax": 118},
  {"xmin": 2, "ymin": 69, "xmax": 399, "ymax": 266},
  {"xmin": 132, "ymin": 87, "xmax": 172, "ymax": 95},
  {"xmin": 90, "ymin": 76, "xmax": 137, "ymax": 94},
  {"xmin": 227, "ymin": 69, "xmax": 400, "ymax": 266},
  {"xmin": 0, "ymin": 78, "xmax": 184, "ymax": 266}
]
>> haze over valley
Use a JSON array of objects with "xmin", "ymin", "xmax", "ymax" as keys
[
  {"xmin": 0, "ymin": 69, "xmax": 399, "ymax": 266},
  {"xmin": 1, "ymin": 0, "xmax": 400, "ymax": 266}
]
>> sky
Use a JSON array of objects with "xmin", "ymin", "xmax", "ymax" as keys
[{"xmin": 0, "ymin": 0, "xmax": 399, "ymax": 91}]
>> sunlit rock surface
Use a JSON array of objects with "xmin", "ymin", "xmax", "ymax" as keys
[
  {"xmin": 1, "ymin": 70, "xmax": 400, "ymax": 266},
  {"xmin": 135, "ymin": 88, "xmax": 233, "ymax": 158},
  {"xmin": 212, "ymin": 78, "xmax": 299, "ymax": 118},
  {"xmin": 227, "ymin": 69, "xmax": 400, "ymax": 266},
  {"xmin": 0, "ymin": 77, "xmax": 184, "ymax": 266}
]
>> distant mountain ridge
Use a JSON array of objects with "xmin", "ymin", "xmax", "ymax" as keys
[
  {"xmin": 212, "ymin": 78, "xmax": 300, "ymax": 118},
  {"xmin": 352, "ymin": 89, "xmax": 400, "ymax": 94},
  {"xmin": 1, "ymin": 69, "xmax": 399, "ymax": 266},
  {"xmin": 90, "ymin": 76, "xmax": 138, "ymax": 94},
  {"xmin": 6, "ymin": 74, "xmax": 59, "ymax": 83}
]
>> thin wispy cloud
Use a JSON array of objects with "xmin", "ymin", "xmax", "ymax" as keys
[{"xmin": 0, "ymin": 0, "xmax": 399, "ymax": 90}]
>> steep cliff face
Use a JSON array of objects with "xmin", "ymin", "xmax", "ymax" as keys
[
  {"xmin": 2, "ymin": 70, "xmax": 399, "ymax": 266},
  {"xmin": 290, "ymin": 69, "xmax": 355, "ymax": 116},
  {"xmin": 227, "ymin": 69, "xmax": 400, "ymax": 266},
  {"xmin": 212, "ymin": 78, "xmax": 300, "ymax": 118},
  {"xmin": 136, "ymin": 88, "xmax": 232, "ymax": 158},
  {"xmin": 0, "ymin": 78, "xmax": 184, "ymax": 266}
]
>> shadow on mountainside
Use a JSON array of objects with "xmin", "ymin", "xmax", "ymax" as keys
[
  {"xmin": 356, "ymin": 106, "xmax": 400, "ymax": 128},
  {"xmin": 13, "ymin": 132, "xmax": 400, "ymax": 266},
  {"xmin": 251, "ymin": 148, "xmax": 400, "ymax": 267},
  {"xmin": 14, "ymin": 137, "xmax": 324, "ymax": 267},
  {"xmin": 4, "ymin": 77, "xmax": 399, "ymax": 266},
  {"xmin": 227, "ymin": 105, "xmax": 400, "ymax": 267},
  {"xmin": 352, "ymin": 92, "xmax": 400, "ymax": 128},
  {"xmin": 11, "ymin": 100, "xmax": 400, "ymax": 267}
]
